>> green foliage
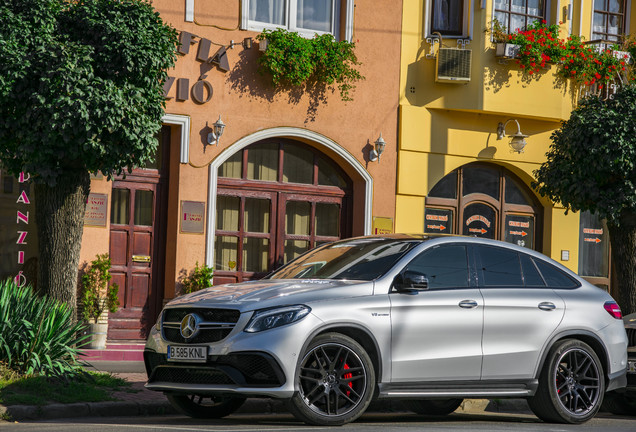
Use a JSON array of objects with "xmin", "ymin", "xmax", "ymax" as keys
[
  {"xmin": 533, "ymin": 84, "xmax": 636, "ymax": 223},
  {"xmin": 0, "ymin": 279, "xmax": 87, "ymax": 377},
  {"xmin": 489, "ymin": 19, "xmax": 630, "ymax": 88},
  {"xmin": 80, "ymin": 254, "xmax": 119, "ymax": 324},
  {"xmin": 181, "ymin": 262, "xmax": 214, "ymax": 294},
  {"xmin": 0, "ymin": 0, "xmax": 178, "ymax": 185},
  {"xmin": 0, "ymin": 369, "xmax": 132, "ymax": 406},
  {"xmin": 256, "ymin": 28, "xmax": 364, "ymax": 101}
]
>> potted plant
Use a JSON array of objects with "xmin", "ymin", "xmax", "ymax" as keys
[
  {"xmin": 79, "ymin": 254, "xmax": 119, "ymax": 349},
  {"xmin": 180, "ymin": 261, "xmax": 214, "ymax": 294}
]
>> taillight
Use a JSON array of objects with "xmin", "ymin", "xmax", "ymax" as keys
[{"xmin": 604, "ymin": 301, "xmax": 623, "ymax": 319}]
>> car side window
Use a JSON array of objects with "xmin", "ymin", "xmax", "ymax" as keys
[
  {"xmin": 533, "ymin": 258, "xmax": 579, "ymax": 288},
  {"xmin": 404, "ymin": 244, "xmax": 469, "ymax": 289},
  {"xmin": 520, "ymin": 253, "xmax": 546, "ymax": 287},
  {"xmin": 476, "ymin": 245, "xmax": 523, "ymax": 287}
]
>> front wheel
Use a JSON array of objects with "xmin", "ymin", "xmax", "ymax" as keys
[
  {"xmin": 528, "ymin": 339, "xmax": 605, "ymax": 423},
  {"xmin": 286, "ymin": 333, "xmax": 375, "ymax": 426},
  {"xmin": 166, "ymin": 394, "xmax": 246, "ymax": 419},
  {"xmin": 402, "ymin": 398, "xmax": 463, "ymax": 415}
]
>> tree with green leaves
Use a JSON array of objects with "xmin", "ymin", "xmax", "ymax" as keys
[
  {"xmin": 534, "ymin": 84, "xmax": 636, "ymax": 315},
  {"xmin": 0, "ymin": 0, "xmax": 178, "ymax": 314}
]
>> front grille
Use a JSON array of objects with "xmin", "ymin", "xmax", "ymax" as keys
[
  {"xmin": 144, "ymin": 351, "xmax": 284, "ymax": 387},
  {"xmin": 164, "ymin": 308, "xmax": 240, "ymax": 323},
  {"xmin": 627, "ymin": 328, "xmax": 636, "ymax": 347},
  {"xmin": 161, "ymin": 307, "xmax": 240, "ymax": 344},
  {"xmin": 164, "ymin": 328, "xmax": 232, "ymax": 344}
]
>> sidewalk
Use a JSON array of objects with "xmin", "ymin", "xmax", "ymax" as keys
[{"xmin": 0, "ymin": 361, "xmax": 532, "ymax": 422}]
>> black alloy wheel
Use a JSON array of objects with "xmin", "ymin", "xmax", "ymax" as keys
[
  {"xmin": 528, "ymin": 339, "xmax": 605, "ymax": 423},
  {"xmin": 286, "ymin": 333, "xmax": 375, "ymax": 426}
]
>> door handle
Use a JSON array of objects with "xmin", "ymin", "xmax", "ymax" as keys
[
  {"xmin": 459, "ymin": 300, "xmax": 478, "ymax": 309},
  {"xmin": 538, "ymin": 302, "xmax": 556, "ymax": 311}
]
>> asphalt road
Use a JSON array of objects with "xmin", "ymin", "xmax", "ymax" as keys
[{"xmin": 6, "ymin": 411, "xmax": 636, "ymax": 432}]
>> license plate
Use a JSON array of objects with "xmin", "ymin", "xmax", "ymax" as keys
[
  {"xmin": 167, "ymin": 345, "xmax": 207, "ymax": 362},
  {"xmin": 628, "ymin": 360, "xmax": 636, "ymax": 374}
]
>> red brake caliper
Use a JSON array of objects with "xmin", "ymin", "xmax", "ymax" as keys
[{"xmin": 344, "ymin": 363, "xmax": 353, "ymax": 396}]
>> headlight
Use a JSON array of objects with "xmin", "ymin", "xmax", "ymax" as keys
[{"xmin": 244, "ymin": 305, "xmax": 311, "ymax": 333}]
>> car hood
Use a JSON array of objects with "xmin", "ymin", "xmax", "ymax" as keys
[{"xmin": 165, "ymin": 279, "xmax": 373, "ymax": 312}]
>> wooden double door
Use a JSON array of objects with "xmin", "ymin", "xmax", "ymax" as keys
[{"xmin": 108, "ymin": 128, "xmax": 169, "ymax": 340}]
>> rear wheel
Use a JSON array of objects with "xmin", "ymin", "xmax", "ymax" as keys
[
  {"xmin": 402, "ymin": 398, "xmax": 463, "ymax": 415},
  {"xmin": 166, "ymin": 394, "xmax": 246, "ymax": 419},
  {"xmin": 286, "ymin": 333, "xmax": 375, "ymax": 426},
  {"xmin": 528, "ymin": 339, "xmax": 604, "ymax": 423}
]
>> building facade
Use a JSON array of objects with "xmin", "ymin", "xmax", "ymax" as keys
[
  {"xmin": 397, "ymin": 0, "xmax": 632, "ymax": 298},
  {"xmin": 1, "ymin": 0, "xmax": 632, "ymax": 345},
  {"xmin": 80, "ymin": 0, "xmax": 402, "ymax": 341}
]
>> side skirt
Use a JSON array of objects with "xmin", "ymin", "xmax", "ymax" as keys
[{"xmin": 377, "ymin": 379, "xmax": 538, "ymax": 399}]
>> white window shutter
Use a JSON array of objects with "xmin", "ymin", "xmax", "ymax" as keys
[
  {"xmin": 240, "ymin": 0, "xmax": 250, "ymax": 30},
  {"xmin": 345, "ymin": 0, "xmax": 354, "ymax": 42}
]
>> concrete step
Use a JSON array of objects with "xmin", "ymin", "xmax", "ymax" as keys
[{"xmin": 80, "ymin": 343, "xmax": 145, "ymax": 362}]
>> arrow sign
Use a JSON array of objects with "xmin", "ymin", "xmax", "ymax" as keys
[
  {"xmin": 426, "ymin": 224, "xmax": 446, "ymax": 231},
  {"xmin": 510, "ymin": 230, "xmax": 528, "ymax": 237},
  {"xmin": 469, "ymin": 228, "xmax": 487, "ymax": 234},
  {"xmin": 584, "ymin": 237, "xmax": 601, "ymax": 244}
]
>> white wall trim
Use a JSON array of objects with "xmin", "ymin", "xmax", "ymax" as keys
[
  {"xmin": 162, "ymin": 114, "xmax": 190, "ymax": 164},
  {"xmin": 345, "ymin": 0, "xmax": 355, "ymax": 42},
  {"xmin": 205, "ymin": 127, "xmax": 373, "ymax": 268},
  {"xmin": 185, "ymin": 0, "xmax": 194, "ymax": 22}
]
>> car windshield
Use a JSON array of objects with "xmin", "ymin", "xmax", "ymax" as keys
[{"xmin": 269, "ymin": 238, "xmax": 420, "ymax": 281}]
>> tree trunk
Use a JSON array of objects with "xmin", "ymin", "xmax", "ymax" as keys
[
  {"xmin": 607, "ymin": 211, "xmax": 636, "ymax": 316},
  {"xmin": 34, "ymin": 171, "xmax": 90, "ymax": 319}
]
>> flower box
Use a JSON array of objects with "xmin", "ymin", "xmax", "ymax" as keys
[{"xmin": 495, "ymin": 43, "xmax": 521, "ymax": 59}]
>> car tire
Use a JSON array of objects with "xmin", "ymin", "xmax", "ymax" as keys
[
  {"xmin": 602, "ymin": 391, "xmax": 636, "ymax": 416},
  {"xmin": 528, "ymin": 339, "xmax": 605, "ymax": 424},
  {"xmin": 402, "ymin": 398, "xmax": 463, "ymax": 415},
  {"xmin": 286, "ymin": 332, "xmax": 375, "ymax": 426},
  {"xmin": 166, "ymin": 393, "xmax": 246, "ymax": 419}
]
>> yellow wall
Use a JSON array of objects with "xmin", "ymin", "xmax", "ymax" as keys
[{"xmin": 396, "ymin": 0, "xmax": 598, "ymax": 270}]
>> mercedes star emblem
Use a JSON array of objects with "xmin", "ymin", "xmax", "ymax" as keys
[{"xmin": 180, "ymin": 313, "xmax": 201, "ymax": 340}]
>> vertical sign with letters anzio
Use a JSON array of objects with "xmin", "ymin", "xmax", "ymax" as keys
[{"xmin": 14, "ymin": 172, "xmax": 31, "ymax": 287}]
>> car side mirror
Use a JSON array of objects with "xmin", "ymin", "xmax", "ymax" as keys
[{"xmin": 395, "ymin": 270, "xmax": 429, "ymax": 292}]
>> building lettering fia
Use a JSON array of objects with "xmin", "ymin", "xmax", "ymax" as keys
[{"xmin": 14, "ymin": 172, "xmax": 30, "ymax": 287}]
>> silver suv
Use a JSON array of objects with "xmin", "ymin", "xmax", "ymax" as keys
[{"xmin": 144, "ymin": 235, "xmax": 628, "ymax": 426}]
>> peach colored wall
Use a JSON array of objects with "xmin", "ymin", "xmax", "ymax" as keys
[
  {"xmin": 79, "ymin": 176, "xmax": 112, "ymax": 268},
  {"xmin": 152, "ymin": 0, "xmax": 403, "ymax": 299}
]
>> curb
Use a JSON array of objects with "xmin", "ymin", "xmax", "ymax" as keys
[{"xmin": 1, "ymin": 398, "xmax": 533, "ymax": 422}]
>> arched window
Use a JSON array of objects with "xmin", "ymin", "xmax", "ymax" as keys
[
  {"xmin": 215, "ymin": 139, "xmax": 352, "ymax": 284},
  {"xmin": 424, "ymin": 163, "xmax": 542, "ymax": 250}
]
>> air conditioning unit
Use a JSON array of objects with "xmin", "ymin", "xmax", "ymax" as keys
[{"xmin": 436, "ymin": 48, "xmax": 472, "ymax": 84}]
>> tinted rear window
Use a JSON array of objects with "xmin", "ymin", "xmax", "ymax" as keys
[
  {"xmin": 533, "ymin": 259, "xmax": 579, "ymax": 288},
  {"xmin": 477, "ymin": 245, "xmax": 523, "ymax": 287}
]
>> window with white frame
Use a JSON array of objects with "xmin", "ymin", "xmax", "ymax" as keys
[
  {"xmin": 592, "ymin": 0, "xmax": 627, "ymax": 42},
  {"xmin": 493, "ymin": 0, "xmax": 546, "ymax": 33},
  {"xmin": 242, "ymin": 0, "xmax": 353, "ymax": 40}
]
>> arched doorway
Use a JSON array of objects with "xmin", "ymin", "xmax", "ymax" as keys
[
  {"xmin": 213, "ymin": 139, "xmax": 353, "ymax": 284},
  {"xmin": 424, "ymin": 163, "xmax": 542, "ymax": 250}
]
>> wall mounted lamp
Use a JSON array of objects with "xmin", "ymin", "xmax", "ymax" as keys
[
  {"xmin": 497, "ymin": 119, "xmax": 528, "ymax": 153},
  {"xmin": 370, "ymin": 133, "xmax": 386, "ymax": 162},
  {"xmin": 207, "ymin": 115, "xmax": 226, "ymax": 145}
]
